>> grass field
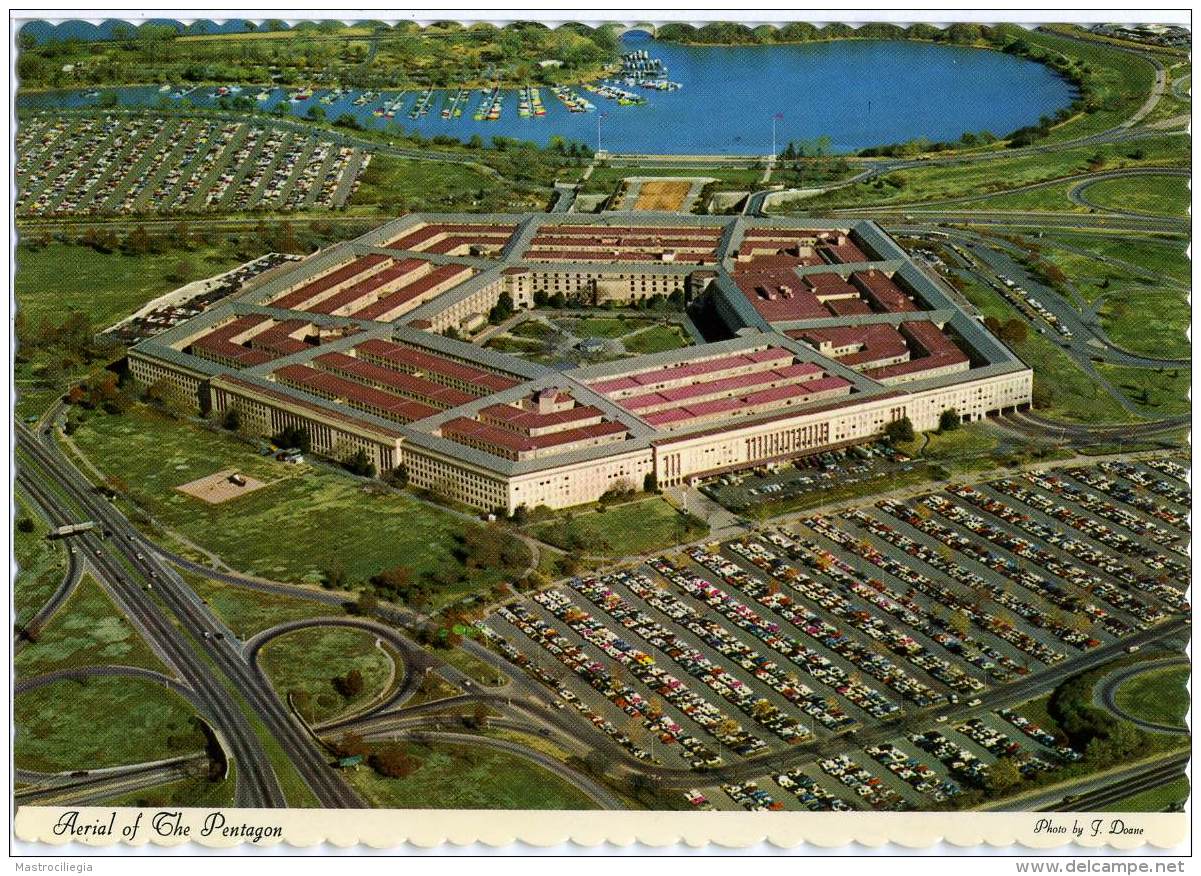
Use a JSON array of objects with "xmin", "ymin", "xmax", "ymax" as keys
[
  {"xmin": 633, "ymin": 180, "xmax": 693, "ymax": 211},
  {"xmin": 1094, "ymin": 364, "xmax": 1190, "ymax": 418},
  {"xmin": 183, "ymin": 572, "xmax": 334, "ymax": 639},
  {"xmin": 260, "ymin": 626, "xmax": 396, "ymax": 725},
  {"xmin": 15, "ymin": 241, "xmax": 246, "ymax": 330},
  {"xmin": 1094, "ymin": 278, "xmax": 1191, "ymax": 361},
  {"xmin": 1080, "ymin": 174, "xmax": 1191, "ymax": 217},
  {"xmin": 1037, "ymin": 232, "xmax": 1190, "ymax": 284},
  {"xmin": 899, "ymin": 422, "xmax": 999, "ymax": 463},
  {"xmin": 956, "ymin": 275, "xmax": 1134, "ymax": 423},
  {"xmin": 15, "ymin": 575, "xmax": 168, "ymax": 680},
  {"xmin": 69, "ymin": 405, "xmax": 508, "ymax": 605},
  {"xmin": 798, "ymin": 136, "xmax": 1186, "ymax": 210},
  {"xmin": 1104, "ymin": 776, "xmax": 1189, "ymax": 813},
  {"xmin": 13, "ymin": 492, "xmax": 67, "ymax": 628},
  {"xmin": 1114, "ymin": 666, "xmax": 1190, "ymax": 729},
  {"xmin": 531, "ymin": 497, "xmax": 708, "ymax": 557},
  {"xmin": 560, "ymin": 316, "xmax": 654, "ymax": 338},
  {"xmin": 345, "ymin": 740, "xmax": 600, "ymax": 809},
  {"xmin": 14, "ymin": 676, "xmax": 206, "ymax": 773},
  {"xmin": 622, "ymin": 324, "xmax": 692, "ymax": 354},
  {"xmin": 347, "ymin": 154, "xmax": 543, "ymax": 213}
]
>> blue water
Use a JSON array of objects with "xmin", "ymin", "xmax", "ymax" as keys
[{"xmin": 17, "ymin": 34, "xmax": 1075, "ymax": 155}]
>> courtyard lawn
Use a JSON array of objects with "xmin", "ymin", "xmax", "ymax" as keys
[
  {"xmin": 15, "ymin": 575, "xmax": 167, "ymax": 680},
  {"xmin": 68, "ymin": 405, "xmax": 508, "ymax": 605},
  {"xmin": 345, "ymin": 740, "xmax": 600, "ymax": 809},
  {"xmin": 1114, "ymin": 666, "xmax": 1190, "ymax": 729},
  {"xmin": 183, "ymin": 572, "xmax": 334, "ymax": 639},
  {"xmin": 531, "ymin": 497, "xmax": 708, "ymax": 558},
  {"xmin": 13, "ymin": 491, "xmax": 67, "ymax": 628},
  {"xmin": 900, "ymin": 422, "xmax": 999, "ymax": 463},
  {"xmin": 260, "ymin": 626, "xmax": 397, "ymax": 725},
  {"xmin": 1080, "ymin": 174, "xmax": 1191, "ymax": 217},
  {"xmin": 14, "ymin": 676, "xmax": 207, "ymax": 773},
  {"xmin": 562, "ymin": 316, "xmax": 654, "ymax": 339},
  {"xmin": 1095, "ymin": 364, "xmax": 1191, "ymax": 418},
  {"xmin": 510, "ymin": 319, "xmax": 555, "ymax": 341},
  {"xmin": 622, "ymin": 324, "xmax": 692, "ymax": 354}
]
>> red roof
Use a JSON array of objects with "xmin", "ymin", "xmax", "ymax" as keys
[
  {"xmin": 355, "ymin": 339, "xmax": 518, "ymax": 393},
  {"xmin": 313, "ymin": 351, "xmax": 475, "ymax": 409},
  {"xmin": 275, "ymin": 363, "xmax": 438, "ymax": 423},
  {"xmin": 351, "ymin": 263, "xmax": 473, "ymax": 321},
  {"xmin": 215, "ymin": 374, "xmax": 406, "ymax": 439},
  {"xmin": 271, "ymin": 255, "xmax": 391, "ymax": 310}
]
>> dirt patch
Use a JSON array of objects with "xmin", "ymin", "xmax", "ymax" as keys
[
  {"xmin": 633, "ymin": 180, "xmax": 693, "ymax": 212},
  {"xmin": 176, "ymin": 469, "xmax": 268, "ymax": 504}
]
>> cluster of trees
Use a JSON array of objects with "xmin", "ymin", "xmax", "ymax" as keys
[
  {"xmin": 459, "ymin": 524, "xmax": 532, "ymax": 575},
  {"xmin": 368, "ymin": 563, "xmax": 432, "ymax": 606},
  {"xmin": 938, "ymin": 407, "xmax": 961, "ymax": 432},
  {"xmin": 488, "ymin": 290, "xmax": 516, "ymax": 324},
  {"xmin": 21, "ymin": 19, "xmax": 622, "ymax": 91},
  {"xmin": 983, "ymin": 316, "xmax": 1029, "ymax": 345},
  {"xmin": 343, "ymin": 448, "xmax": 376, "ymax": 478},
  {"xmin": 66, "ymin": 368, "xmax": 135, "ymax": 414},
  {"xmin": 271, "ymin": 424, "xmax": 311, "ymax": 453},
  {"xmin": 332, "ymin": 668, "xmax": 365, "ymax": 698}
]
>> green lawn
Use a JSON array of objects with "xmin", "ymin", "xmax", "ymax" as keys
[
  {"xmin": 347, "ymin": 154, "xmax": 543, "ymax": 213},
  {"xmin": 15, "ymin": 575, "xmax": 168, "ymax": 680},
  {"xmin": 1081, "ymin": 174, "xmax": 1191, "ymax": 217},
  {"xmin": 957, "ymin": 275, "xmax": 1135, "ymax": 424},
  {"xmin": 531, "ymin": 497, "xmax": 708, "ymax": 557},
  {"xmin": 485, "ymin": 335, "xmax": 543, "ymax": 354},
  {"xmin": 561, "ymin": 316, "xmax": 654, "ymax": 339},
  {"xmin": 1037, "ymin": 232, "xmax": 1190, "ymax": 284},
  {"xmin": 68, "ymin": 405, "xmax": 509, "ymax": 605},
  {"xmin": 899, "ymin": 422, "xmax": 999, "ymax": 463},
  {"xmin": 510, "ymin": 319, "xmax": 555, "ymax": 341},
  {"xmin": 15, "ymin": 241, "xmax": 246, "ymax": 331},
  {"xmin": 184, "ymin": 572, "xmax": 334, "ymax": 639},
  {"xmin": 14, "ymin": 676, "xmax": 207, "ymax": 773},
  {"xmin": 13, "ymin": 492, "xmax": 67, "ymax": 628},
  {"xmin": 1114, "ymin": 666, "xmax": 1190, "ymax": 729},
  {"xmin": 1095, "ymin": 278, "xmax": 1191, "ymax": 360},
  {"xmin": 261, "ymin": 626, "xmax": 397, "ymax": 725},
  {"xmin": 622, "ymin": 324, "xmax": 692, "ymax": 354},
  {"xmin": 1095, "ymin": 364, "xmax": 1190, "ymax": 418},
  {"xmin": 345, "ymin": 740, "xmax": 600, "ymax": 809},
  {"xmin": 800, "ymin": 136, "xmax": 1186, "ymax": 210},
  {"xmin": 1104, "ymin": 776, "xmax": 1189, "ymax": 813}
]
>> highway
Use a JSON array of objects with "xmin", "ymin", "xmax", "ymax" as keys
[
  {"xmin": 1025, "ymin": 753, "xmax": 1189, "ymax": 813},
  {"xmin": 16, "ymin": 423, "xmax": 363, "ymax": 808},
  {"xmin": 16, "ymin": 755, "xmax": 212, "ymax": 807}
]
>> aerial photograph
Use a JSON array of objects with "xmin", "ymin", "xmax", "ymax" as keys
[{"xmin": 10, "ymin": 14, "xmax": 1191, "ymax": 832}]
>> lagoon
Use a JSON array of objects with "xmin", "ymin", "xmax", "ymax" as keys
[{"xmin": 17, "ymin": 34, "xmax": 1076, "ymax": 156}]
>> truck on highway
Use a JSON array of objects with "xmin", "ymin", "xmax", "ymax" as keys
[{"xmin": 48, "ymin": 521, "xmax": 96, "ymax": 539}]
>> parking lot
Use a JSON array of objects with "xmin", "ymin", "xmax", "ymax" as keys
[
  {"xmin": 479, "ymin": 455, "xmax": 1189, "ymax": 811},
  {"xmin": 699, "ymin": 442, "xmax": 915, "ymax": 514},
  {"xmin": 16, "ymin": 113, "xmax": 369, "ymax": 217}
]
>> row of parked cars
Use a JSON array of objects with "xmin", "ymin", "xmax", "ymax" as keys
[
  {"xmin": 775, "ymin": 769, "xmax": 854, "ymax": 811},
  {"xmin": 1076, "ymin": 464, "xmax": 1189, "ymax": 541},
  {"xmin": 819, "ymin": 753, "xmax": 907, "ymax": 811},
  {"xmin": 572, "ymin": 572, "xmax": 809, "ymax": 744},
  {"xmin": 727, "ymin": 538, "xmax": 979, "ymax": 701},
  {"xmin": 812, "ymin": 509, "xmax": 1064, "ymax": 668},
  {"xmin": 921, "ymin": 492, "xmax": 1160, "ymax": 628},
  {"xmin": 658, "ymin": 553, "xmax": 899, "ymax": 721},
  {"xmin": 549, "ymin": 578, "xmax": 770, "ymax": 755},
  {"xmin": 866, "ymin": 742, "xmax": 960, "ymax": 803},
  {"xmin": 18, "ymin": 115, "xmax": 123, "ymax": 214}
]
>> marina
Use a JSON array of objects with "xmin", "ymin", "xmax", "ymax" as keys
[{"xmin": 16, "ymin": 34, "xmax": 1075, "ymax": 154}]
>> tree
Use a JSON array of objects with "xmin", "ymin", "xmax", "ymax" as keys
[
  {"xmin": 272, "ymin": 424, "xmax": 311, "ymax": 453},
  {"xmin": 643, "ymin": 472, "xmax": 658, "ymax": 493},
  {"xmin": 883, "ymin": 416, "xmax": 915, "ymax": 444},
  {"xmin": 16, "ymin": 517, "xmax": 35, "ymax": 534},
  {"xmin": 221, "ymin": 406, "xmax": 241, "ymax": 431},
  {"xmin": 370, "ymin": 743, "xmax": 418, "ymax": 778},
  {"xmin": 353, "ymin": 591, "xmax": 379, "ymax": 616},
  {"xmin": 333, "ymin": 668, "xmax": 365, "ymax": 698},
  {"xmin": 344, "ymin": 448, "xmax": 376, "ymax": 478},
  {"xmin": 322, "ymin": 562, "xmax": 347, "ymax": 590},
  {"xmin": 939, "ymin": 408, "xmax": 961, "ymax": 432}
]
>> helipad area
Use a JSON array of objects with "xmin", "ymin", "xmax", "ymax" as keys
[{"xmin": 129, "ymin": 214, "xmax": 1033, "ymax": 513}]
